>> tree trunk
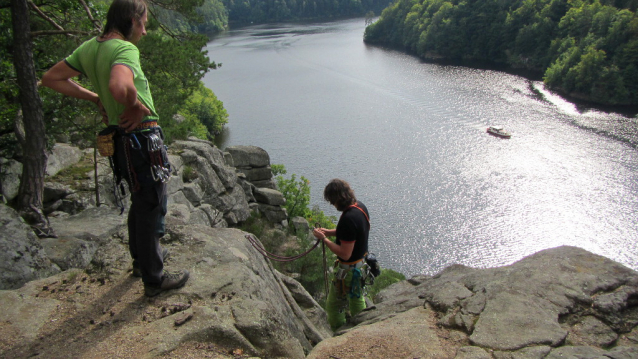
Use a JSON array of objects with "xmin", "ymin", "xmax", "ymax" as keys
[{"xmin": 11, "ymin": 0, "xmax": 55, "ymax": 237}]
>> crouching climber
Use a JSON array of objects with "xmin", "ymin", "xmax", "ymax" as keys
[{"xmin": 313, "ymin": 179, "xmax": 370, "ymax": 330}]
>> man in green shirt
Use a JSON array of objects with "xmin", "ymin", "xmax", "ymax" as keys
[{"xmin": 42, "ymin": 0, "xmax": 189, "ymax": 297}]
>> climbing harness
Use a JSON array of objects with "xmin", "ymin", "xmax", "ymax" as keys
[{"xmin": 100, "ymin": 124, "xmax": 172, "ymax": 214}]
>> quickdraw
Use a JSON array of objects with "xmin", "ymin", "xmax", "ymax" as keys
[
  {"xmin": 147, "ymin": 132, "xmax": 171, "ymax": 183},
  {"xmin": 123, "ymin": 136, "xmax": 140, "ymax": 192}
]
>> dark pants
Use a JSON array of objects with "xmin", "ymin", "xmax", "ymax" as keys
[{"xmin": 113, "ymin": 127, "xmax": 168, "ymax": 285}]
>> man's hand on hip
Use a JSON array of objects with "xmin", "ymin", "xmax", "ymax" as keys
[{"xmin": 118, "ymin": 101, "xmax": 151, "ymax": 132}]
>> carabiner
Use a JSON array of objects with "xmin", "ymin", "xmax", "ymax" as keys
[{"xmin": 129, "ymin": 133, "xmax": 141, "ymax": 150}]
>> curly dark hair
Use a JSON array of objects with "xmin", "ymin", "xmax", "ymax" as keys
[
  {"xmin": 323, "ymin": 179, "xmax": 357, "ymax": 211},
  {"xmin": 102, "ymin": 0, "xmax": 147, "ymax": 40}
]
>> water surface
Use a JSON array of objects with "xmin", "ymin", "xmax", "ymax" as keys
[{"xmin": 203, "ymin": 19, "xmax": 638, "ymax": 277}]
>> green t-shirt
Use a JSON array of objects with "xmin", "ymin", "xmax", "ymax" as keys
[{"xmin": 65, "ymin": 37, "xmax": 159, "ymax": 126}]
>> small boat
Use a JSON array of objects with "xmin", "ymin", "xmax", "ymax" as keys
[{"xmin": 487, "ymin": 126, "xmax": 511, "ymax": 138}]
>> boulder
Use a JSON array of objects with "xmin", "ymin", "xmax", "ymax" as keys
[
  {"xmin": 225, "ymin": 145, "xmax": 270, "ymax": 168},
  {"xmin": 253, "ymin": 187, "xmax": 285, "ymax": 206},
  {"xmin": 0, "ymin": 204, "xmax": 60, "ymax": 289},
  {"xmin": 309, "ymin": 246, "xmax": 638, "ymax": 358},
  {"xmin": 258, "ymin": 203, "xmax": 288, "ymax": 223},
  {"xmin": 237, "ymin": 173, "xmax": 256, "ymax": 203},
  {"xmin": 173, "ymin": 141, "xmax": 236, "ymax": 191},
  {"xmin": 39, "ymin": 236, "xmax": 98, "ymax": 271},
  {"xmin": 307, "ymin": 307, "xmax": 451, "ymax": 359},
  {"xmin": 290, "ymin": 216, "xmax": 310, "ymax": 237},
  {"xmin": 239, "ymin": 166, "xmax": 273, "ymax": 182},
  {"xmin": 48, "ymin": 206, "xmax": 125, "ymax": 239},
  {"xmin": 43, "ymin": 182, "xmax": 74, "ymax": 203},
  {"xmin": 172, "ymin": 141, "xmax": 250, "ymax": 223},
  {"xmin": 0, "ymin": 158, "xmax": 22, "ymax": 202},
  {"xmin": 46, "ymin": 143, "xmax": 82, "ymax": 177}
]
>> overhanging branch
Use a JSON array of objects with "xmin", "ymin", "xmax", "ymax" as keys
[
  {"xmin": 31, "ymin": 29, "xmax": 94, "ymax": 36},
  {"xmin": 79, "ymin": 0, "xmax": 103, "ymax": 33},
  {"xmin": 28, "ymin": 0, "xmax": 64, "ymax": 31}
]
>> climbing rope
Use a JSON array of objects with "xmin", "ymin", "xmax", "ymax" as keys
[
  {"xmin": 245, "ymin": 225, "xmax": 331, "ymax": 298},
  {"xmin": 245, "ymin": 233, "xmax": 322, "ymax": 262}
]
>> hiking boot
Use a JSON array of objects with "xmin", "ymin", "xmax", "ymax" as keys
[
  {"xmin": 144, "ymin": 269, "xmax": 190, "ymax": 297},
  {"xmin": 132, "ymin": 248, "xmax": 170, "ymax": 278}
]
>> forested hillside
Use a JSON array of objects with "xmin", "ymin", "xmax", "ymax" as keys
[
  {"xmin": 222, "ymin": 0, "xmax": 391, "ymax": 23},
  {"xmin": 364, "ymin": 0, "xmax": 638, "ymax": 106},
  {"xmin": 155, "ymin": 0, "xmax": 390, "ymax": 30}
]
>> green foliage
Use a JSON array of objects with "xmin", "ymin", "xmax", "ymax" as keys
[
  {"xmin": 238, "ymin": 210, "xmax": 267, "ymax": 238},
  {"xmin": 271, "ymin": 164, "xmax": 287, "ymax": 176},
  {"xmin": 179, "ymin": 82, "xmax": 228, "ymax": 140},
  {"xmin": 222, "ymin": 0, "xmax": 391, "ymax": 23},
  {"xmin": 182, "ymin": 165, "xmax": 199, "ymax": 182},
  {"xmin": 150, "ymin": 0, "xmax": 228, "ymax": 34},
  {"xmin": 364, "ymin": 0, "xmax": 638, "ymax": 105},
  {"xmin": 307, "ymin": 205, "xmax": 338, "ymax": 230},
  {"xmin": 275, "ymin": 165, "xmax": 312, "ymax": 220},
  {"xmin": 366, "ymin": 267, "xmax": 405, "ymax": 300},
  {"xmin": 1, "ymin": 1, "xmax": 107, "ymax": 157},
  {"xmin": 137, "ymin": 31, "xmax": 217, "ymax": 126},
  {"xmin": 1, "ymin": 0, "xmax": 224, "ymax": 158}
]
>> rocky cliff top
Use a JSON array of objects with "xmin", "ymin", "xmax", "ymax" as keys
[{"xmin": 1, "ymin": 141, "xmax": 637, "ymax": 358}]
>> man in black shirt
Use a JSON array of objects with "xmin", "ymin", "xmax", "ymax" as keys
[{"xmin": 313, "ymin": 179, "xmax": 370, "ymax": 330}]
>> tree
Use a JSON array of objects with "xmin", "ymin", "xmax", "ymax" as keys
[
  {"xmin": 2, "ymin": 0, "xmax": 219, "ymax": 236},
  {"xmin": 276, "ymin": 171, "xmax": 311, "ymax": 219},
  {"xmin": 10, "ymin": 0, "xmax": 55, "ymax": 236}
]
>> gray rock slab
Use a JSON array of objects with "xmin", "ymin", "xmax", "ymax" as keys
[
  {"xmin": 0, "ymin": 205, "xmax": 60, "ymax": 290},
  {"xmin": 46, "ymin": 143, "xmax": 82, "ymax": 177},
  {"xmin": 606, "ymin": 346, "xmax": 638, "ymax": 359},
  {"xmin": 140, "ymin": 226, "xmax": 328, "ymax": 358},
  {"xmin": 290, "ymin": 216, "xmax": 310, "ymax": 237},
  {"xmin": 253, "ymin": 187, "xmax": 285, "ymax": 206},
  {"xmin": 568, "ymin": 315, "xmax": 618, "ymax": 346},
  {"xmin": 455, "ymin": 346, "xmax": 492, "ymax": 359},
  {"xmin": 173, "ymin": 140, "xmax": 237, "ymax": 191},
  {"xmin": 424, "ymin": 280, "xmax": 473, "ymax": 312},
  {"xmin": 40, "ymin": 236, "xmax": 97, "ymax": 271},
  {"xmin": 48, "ymin": 205, "xmax": 125, "ymax": 239},
  {"xmin": 226, "ymin": 145, "xmax": 271, "ymax": 168},
  {"xmin": 0, "ymin": 286, "xmax": 61, "ymax": 341},
  {"xmin": 166, "ymin": 203, "xmax": 192, "ymax": 226},
  {"xmin": 182, "ymin": 182, "xmax": 203, "ymax": 206},
  {"xmin": 0, "ymin": 158, "xmax": 22, "ymax": 202},
  {"xmin": 470, "ymin": 291, "xmax": 567, "ymax": 350},
  {"xmin": 493, "ymin": 346, "xmax": 552, "ymax": 359},
  {"xmin": 258, "ymin": 203, "xmax": 288, "ymax": 223},
  {"xmin": 545, "ymin": 345, "xmax": 607, "ymax": 358},
  {"xmin": 43, "ymin": 182, "xmax": 74, "ymax": 203},
  {"xmin": 307, "ymin": 307, "xmax": 449, "ymax": 359}
]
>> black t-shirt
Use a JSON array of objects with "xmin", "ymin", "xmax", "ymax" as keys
[{"xmin": 336, "ymin": 201, "xmax": 370, "ymax": 262}]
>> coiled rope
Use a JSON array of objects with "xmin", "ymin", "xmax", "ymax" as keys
[{"xmin": 245, "ymin": 227, "xmax": 330, "ymax": 297}]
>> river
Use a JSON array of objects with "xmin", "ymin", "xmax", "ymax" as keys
[{"xmin": 202, "ymin": 18, "xmax": 638, "ymax": 277}]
